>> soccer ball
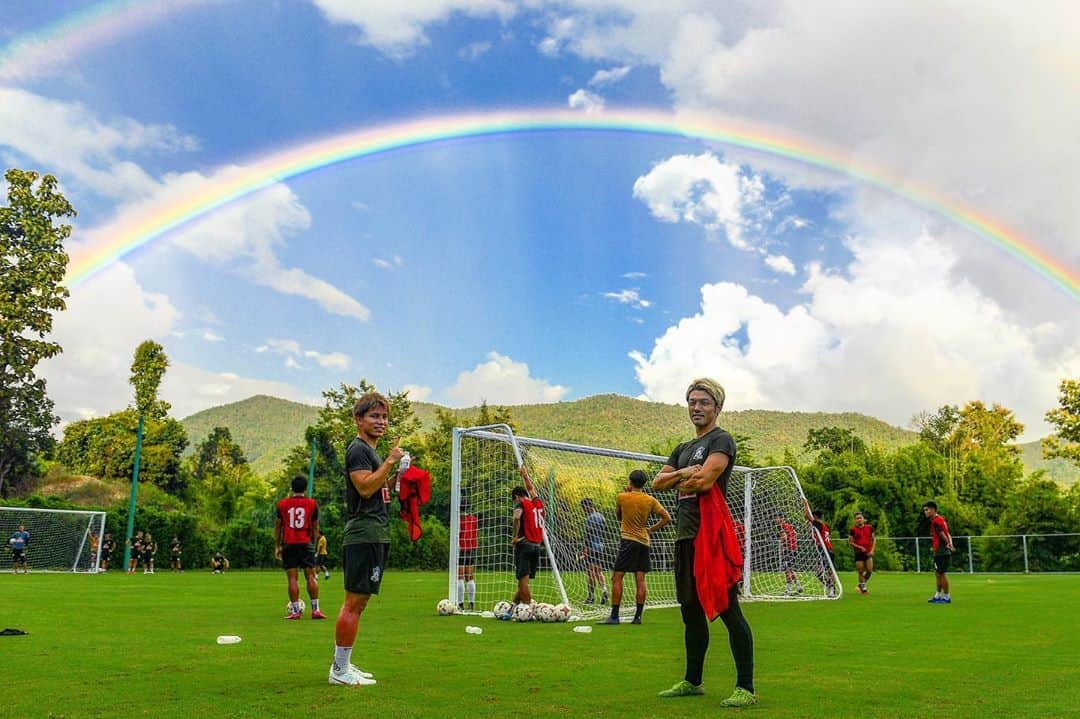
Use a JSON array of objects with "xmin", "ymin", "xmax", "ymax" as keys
[
  {"xmin": 493, "ymin": 600, "xmax": 512, "ymax": 617},
  {"xmin": 553, "ymin": 603, "xmax": 571, "ymax": 622},
  {"xmin": 286, "ymin": 599, "xmax": 306, "ymax": 614},
  {"xmin": 436, "ymin": 598, "xmax": 456, "ymax": 616},
  {"xmin": 535, "ymin": 603, "xmax": 556, "ymax": 623},
  {"xmin": 512, "ymin": 603, "xmax": 533, "ymax": 622}
]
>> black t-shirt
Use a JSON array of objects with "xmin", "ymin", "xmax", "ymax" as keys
[
  {"xmin": 171, "ymin": 541, "xmax": 182, "ymax": 556},
  {"xmin": 667, "ymin": 427, "xmax": 737, "ymax": 541},
  {"xmin": 343, "ymin": 437, "xmax": 390, "ymax": 545}
]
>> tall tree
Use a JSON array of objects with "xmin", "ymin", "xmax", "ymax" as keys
[
  {"xmin": 950, "ymin": 401, "xmax": 1024, "ymax": 517},
  {"xmin": 1043, "ymin": 378, "xmax": 1080, "ymax": 467},
  {"xmin": 805, "ymin": 426, "xmax": 866, "ymax": 457},
  {"xmin": 0, "ymin": 169, "xmax": 74, "ymax": 495},
  {"xmin": 124, "ymin": 340, "xmax": 171, "ymax": 566}
]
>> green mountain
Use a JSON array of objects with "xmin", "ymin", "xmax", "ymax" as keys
[{"xmin": 180, "ymin": 393, "xmax": 1077, "ymax": 485}]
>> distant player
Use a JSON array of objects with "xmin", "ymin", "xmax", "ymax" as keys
[
  {"xmin": 848, "ymin": 512, "xmax": 875, "ymax": 594},
  {"xmin": 328, "ymin": 392, "xmax": 405, "ymax": 687},
  {"xmin": 653, "ymin": 378, "xmax": 755, "ymax": 708},
  {"xmin": 802, "ymin": 499, "xmax": 837, "ymax": 597},
  {"xmin": 777, "ymin": 514, "xmax": 803, "ymax": 595},
  {"xmin": 509, "ymin": 465, "xmax": 545, "ymax": 615},
  {"xmin": 599, "ymin": 469, "xmax": 671, "ymax": 625},
  {"xmin": 457, "ymin": 501, "xmax": 478, "ymax": 610},
  {"xmin": 924, "ymin": 501, "xmax": 954, "ymax": 604},
  {"xmin": 127, "ymin": 531, "xmax": 144, "ymax": 574},
  {"xmin": 9, "ymin": 524, "xmax": 30, "ymax": 574},
  {"xmin": 276, "ymin": 475, "xmax": 325, "ymax": 620},
  {"xmin": 581, "ymin": 498, "xmax": 608, "ymax": 605},
  {"xmin": 211, "ymin": 551, "xmax": 228, "ymax": 573},
  {"xmin": 100, "ymin": 532, "xmax": 115, "ymax": 572},
  {"xmin": 316, "ymin": 531, "xmax": 330, "ymax": 580},
  {"xmin": 170, "ymin": 535, "xmax": 183, "ymax": 572},
  {"xmin": 141, "ymin": 532, "xmax": 156, "ymax": 574}
]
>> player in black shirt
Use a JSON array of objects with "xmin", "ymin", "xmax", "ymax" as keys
[{"xmin": 170, "ymin": 536, "xmax": 183, "ymax": 572}]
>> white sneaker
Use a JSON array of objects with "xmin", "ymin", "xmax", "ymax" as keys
[
  {"xmin": 349, "ymin": 664, "xmax": 374, "ymax": 679},
  {"xmin": 328, "ymin": 664, "xmax": 376, "ymax": 686}
]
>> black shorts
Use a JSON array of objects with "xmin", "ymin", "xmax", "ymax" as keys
[
  {"xmin": 514, "ymin": 541, "xmax": 541, "ymax": 579},
  {"xmin": 100, "ymin": 550, "xmax": 111, "ymax": 562},
  {"xmin": 613, "ymin": 539, "xmax": 651, "ymax": 573},
  {"xmin": 141, "ymin": 552, "xmax": 154, "ymax": 564},
  {"xmin": 934, "ymin": 553, "xmax": 951, "ymax": 574},
  {"xmin": 316, "ymin": 553, "xmax": 329, "ymax": 566},
  {"xmin": 674, "ymin": 539, "xmax": 698, "ymax": 605},
  {"xmin": 853, "ymin": 551, "xmax": 870, "ymax": 563},
  {"xmin": 458, "ymin": 549, "xmax": 476, "ymax": 567},
  {"xmin": 781, "ymin": 549, "xmax": 797, "ymax": 571},
  {"xmin": 282, "ymin": 543, "xmax": 316, "ymax": 570},
  {"xmin": 12, "ymin": 549, "xmax": 26, "ymax": 564},
  {"xmin": 343, "ymin": 543, "xmax": 389, "ymax": 595}
]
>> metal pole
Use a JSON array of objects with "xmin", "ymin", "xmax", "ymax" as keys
[
  {"xmin": 968, "ymin": 535, "xmax": 974, "ymax": 573},
  {"xmin": 915, "ymin": 536, "xmax": 921, "ymax": 573},
  {"xmin": 1022, "ymin": 534, "xmax": 1029, "ymax": 573},
  {"xmin": 307, "ymin": 438, "xmax": 316, "ymax": 498},
  {"xmin": 742, "ymin": 473, "xmax": 753, "ymax": 598},
  {"xmin": 122, "ymin": 413, "xmax": 145, "ymax": 570},
  {"xmin": 448, "ymin": 429, "xmax": 462, "ymax": 606}
]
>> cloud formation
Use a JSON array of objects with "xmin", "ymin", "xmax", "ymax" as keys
[{"xmin": 445, "ymin": 352, "xmax": 569, "ymax": 406}]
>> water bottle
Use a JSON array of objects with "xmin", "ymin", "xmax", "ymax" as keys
[
  {"xmin": 572, "ymin": 625, "xmax": 592, "ymax": 634},
  {"xmin": 395, "ymin": 451, "xmax": 410, "ymax": 494},
  {"xmin": 465, "ymin": 625, "xmax": 483, "ymax": 635}
]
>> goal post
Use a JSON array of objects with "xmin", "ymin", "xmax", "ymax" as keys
[
  {"xmin": 0, "ymin": 506, "xmax": 107, "ymax": 573},
  {"xmin": 449, "ymin": 426, "xmax": 840, "ymax": 619}
]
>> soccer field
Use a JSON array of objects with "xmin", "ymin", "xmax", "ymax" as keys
[{"xmin": 3, "ymin": 571, "xmax": 1078, "ymax": 719}]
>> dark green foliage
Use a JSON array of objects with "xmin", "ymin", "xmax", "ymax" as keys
[
  {"xmin": 1043, "ymin": 378, "xmax": 1080, "ymax": 469},
  {"xmin": 0, "ymin": 169, "xmax": 74, "ymax": 496},
  {"xmin": 130, "ymin": 340, "xmax": 170, "ymax": 419}
]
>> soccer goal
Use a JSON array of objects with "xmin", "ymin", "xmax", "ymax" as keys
[
  {"xmin": 0, "ymin": 506, "xmax": 107, "ymax": 573},
  {"xmin": 449, "ymin": 425, "xmax": 841, "ymax": 620}
]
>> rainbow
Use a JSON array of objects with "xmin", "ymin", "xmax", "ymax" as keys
[
  {"xmin": 0, "ymin": 0, "xmax": 210, "ymax": 83},
  {"xmin": 65, "ymin": 108, "xmax": 1080, "ymax": 300}
]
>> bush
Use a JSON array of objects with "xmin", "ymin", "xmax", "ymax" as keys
[{"xmin": 386, "ymin": 515, "xmax": 450, "ymax": 570}]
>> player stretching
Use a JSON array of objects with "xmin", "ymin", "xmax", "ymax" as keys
[
  {"xmin": 600, "ymin": 470, "xmax": 671, "ymax": 625},
  {"xmin": 848, "ymin": 512, "xmax": 875, "ymax": 594},
  {"xmin": 328, "ymin": 392, "xmax": 404, "ymax": 687},
  {"xmin": 316, "ymin": 531, "xmax": 330, "ymax": 580},
  {"xmin": 170, "ymin": 536, "xmax": 183, "ymax": 572},
  {"xmin": 276, "ymin": 475, "xmax": 325, "ymax": 620},
  {"xmin": 457, "ymin": 501, "xmax": 478, "ymax": 610},
  {"xmin": 777, "ymin": 514, "xmax": 803, "ymax": 595},
  {"xmin": 100, "ymin": 533, "xmax": 115, "ymax": 572},
  {"xmin": 802, "ymin": 499, "xmax": 837, "ymax": 597},
  {"xmin": 653, "ymin": 378, "xmax": 756, "ymax": 708},
  {"xmin": 924, "ymin": 502, "xmax": 955, "ymax": 604},
  {"xmin": 141, "ymin": 532, "xmax": 156, "ymax": 574},
  {"xmin": 581, "ymin": 498, "xmax": 608, "ymax": 605},
  {"xmin": 509, "ymin": 465, "xmax": 545, "ymax": 617},
  {"xmin": 9, "ymin": 524, "xmax": 30, "ymax": 574},
  {"xmin": 128, "ymin": 531, "xmax": 143, "ymax": 574}
]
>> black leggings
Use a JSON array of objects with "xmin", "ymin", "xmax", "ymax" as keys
[{"xmin": 681, "ymin": 585, "xmax": 754, "ymax": 692}]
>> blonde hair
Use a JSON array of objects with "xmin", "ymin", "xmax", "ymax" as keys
[{"xmin": 686, "ymin": 378, "xmax": 726, "ymax": 410}]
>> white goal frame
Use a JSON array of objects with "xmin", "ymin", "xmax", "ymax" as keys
[
  {"xmin": 0, "ymin": 506, "xmax": 107, "ymax": 573},
  {"xmin": 449, "ymin": 425, "xmax": 841, "ymax": 617}
]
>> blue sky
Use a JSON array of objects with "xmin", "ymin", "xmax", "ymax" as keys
[{"xmin": 3, "ymin": 1, "xmax": 1078, "ymax": 438}]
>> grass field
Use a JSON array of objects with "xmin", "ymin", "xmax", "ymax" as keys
[{"xmin": 4, "ymin": 571, "xmax": 1079, "ymax": 719}]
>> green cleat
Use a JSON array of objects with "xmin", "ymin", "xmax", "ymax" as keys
[
  {"xmin": 719, "ymin": 687, "xmax": 758, "ymax": 708},
  {"xmin": 658, "ymin": 680, "xmax": 705, "ymax": 698}
]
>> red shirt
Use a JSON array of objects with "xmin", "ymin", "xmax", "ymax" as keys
[
  {"xmin": 849, "ymin": 524, "xmax": 874, "ymax": 553},
  {"xmin": 930, "ymin": 514, "xmax": 950, "ymax": 553},
  {"xmin": 277, "ymin": 496, "xmax": 318, "ymax": 545},
  {"xmin": 519, "ymin": 497, "xmax": 545, "ymax": 544},
  {"xmin": 812, "ymin": 520, "xmax": 833, "ymax": 551},
  {"xmin": 779, "ymin": 522, "xmax": 797, "ymax": 551},
  {"xmin": 460, "ymin": 514, "xmax": 478, "ymax": 551}
]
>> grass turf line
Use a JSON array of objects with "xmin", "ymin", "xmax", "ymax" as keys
[{"xmin": 3, "ymin": 571, "xmax": 1078, "ymax": 718}]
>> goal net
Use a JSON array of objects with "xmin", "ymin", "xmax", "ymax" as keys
[
  {"xmin": 0, "ymin": 506, "xmax": 107, "ymax": 573},
  {"xmin": 449, "ymin": 425, "xmax": 840, "ymax": 620}
]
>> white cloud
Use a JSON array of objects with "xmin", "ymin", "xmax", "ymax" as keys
[
  {"xmin": 309, "ymin": 0, "xmax": 515, "ymax": 56},
  {"xmin": 458, "ymin": 40, "xmax": 492, "ymax": 60},
  {"xmin": 401, "ymin": 383, "xmax": 433, "ymax": 402},
  {"xmin": 632, "ymin": 153, "xmax": 764, "ymax": 249},
  {"xmin": 445, "ymin": 352, "xmax": 569, "ymax": 406},
  {"xmin": 764, "ymin": 254, "xmax": 796, "ymax": 275},
  {"xmin": 0, "ymin": 87, "xmax": 196, "ymax": 200},
  {"xmin": 603, "ymin": 289, "xmax": 652, "ymax": 309},
  {"xmin": 588, "ymin": 65, "xmax": 631, "ymax": 87},
  {"xmin": 373, "ymin": 255, "xmax": 403, "ymax": 271},
  {"xmin": 202, "ymin": 330, "xmax": 225, "ymax": 342},
  {"xmin": 256, "ymin": 338, "xmax": 350, "ymax": 370},
  {"xmin": 630, "ymin": 229, "xmax": 1080, "ymax": 438},
  {"xmin": 622, "ymin": 271, "xmax": 648, "ymax": 279},
  {"xmin": 567, "ymin": 88, "xmax": 605, "ymax": 114},
  {"xmin": 537, "ymin": 36, "xmax": 561, "ymax": 56},
  {"xmin": 304, "ymin": 350, "xmax": 351, "ymax": 369}
]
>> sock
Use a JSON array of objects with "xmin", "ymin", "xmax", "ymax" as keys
[
  {"xmin": 610, "ymin": 604, "xmax": 620, "ymax": 619},
  {"xmin": 333, "ymin": 645, "xmax": 353, "ymax": 673},
  {"xmin": 635, "ymin": 603, "xmax": 644, "ymax": 619},
  {"xmin": 457, "ymin": 580, "xmax": 465, "ymax": 604},
  {"xmin": 943, "ymin": 593, "xmax": 950, "ymax": 600},
  {"xmin": 312, "ymin": 598, "xmax": 319, "ymax": 611},
  {"xmin": 467, "ymin": 580, "xmax": 476, "ymax": 603},
  {"xmin": 934, "ymin": 591, "xmax": 942, "ymax": 598}
]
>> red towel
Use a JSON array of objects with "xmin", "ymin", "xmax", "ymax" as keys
[
  {"xmin": 397, "ymin": 466, "xmax": 431, "ymax": 542},
  {"xmin": 694, "ymin": 485, "xmax": 744, "ymax": 620}
]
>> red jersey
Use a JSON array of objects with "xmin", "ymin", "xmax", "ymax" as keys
[
  {"xmin": 849, "ymin": 523, "xmax": 874, "ymax": 553},
  {"xmin": 518, "ymin": 497, "xmax": 545, "ymax": 544},
  {"xmin": 812, "ymin": 519, "xmax": 833, "ymax": 551},
  {"xmin": 277, "ymin": 496, "xmax": 318, "ymax": 545},
  {"xmin": 930, "ymin": 514, "xmax": 951, "ymax": 553},
  {"xmin": 779, "ymin": 522, "xmax": 797, "ymax": 551},
  {"xmin": 460, "ymin": 514, "xmax": 478, "ymax": 551}
]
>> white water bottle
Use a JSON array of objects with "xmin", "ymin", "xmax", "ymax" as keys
[{"xmin": 395, "ymin": 451, "xmax": 410, "ymax": 494}]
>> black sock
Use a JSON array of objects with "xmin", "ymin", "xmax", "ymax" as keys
[
  {"xmin": 635, "ymin": 603, "xmax": 644, "ymax": 619},
  {"xmin": 610, "ymin": 604, "xmax": 620, "ymax": 619}
]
